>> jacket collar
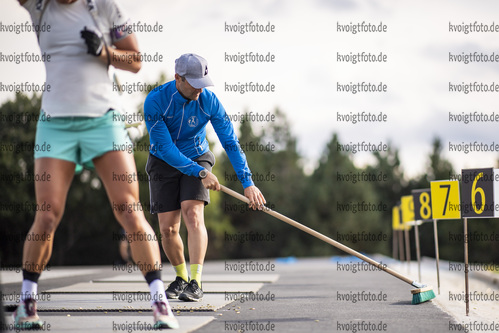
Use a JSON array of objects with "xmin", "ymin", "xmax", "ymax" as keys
[{"xmin": 173, "ymin": 84, "xmax": 191, "ymax": 105}]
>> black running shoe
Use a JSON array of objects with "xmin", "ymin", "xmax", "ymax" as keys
[
  {"xmin": 165, "ymin": 276, "xmax": 188, "ymax": 299},
  {"xmin": 178, "ymin": 279, "xmax": 203, "ymax": 302}
]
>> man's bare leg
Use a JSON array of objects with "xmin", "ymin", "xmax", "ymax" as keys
[
  {"xmin": 180, "ymin": 200, "xmax": 207, "ymax": 267},
  {"xmin": 158, "ymin": 199, "xmax": 207, "ymax": 301},
  {"xmin": 177, "ymin": 200, "xmax": 206, "ymax": 301},
  {"xmin": 158, "ymin": 210, "xmax": 184, "ymax": 267},
  {"xmin": 158, "ymin": 210, "xmax": 190, "ymax": 298}
]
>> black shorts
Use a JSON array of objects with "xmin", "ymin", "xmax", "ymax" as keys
[{"xmin": 146, "ymin": 151, "xmax": 216, "ymax": 213}]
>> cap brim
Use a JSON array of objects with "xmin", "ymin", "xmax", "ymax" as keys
[{"xmin": 186, "ymin": 76, "xmax": 214, "ymax": 89}]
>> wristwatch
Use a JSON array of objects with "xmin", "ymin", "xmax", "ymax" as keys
[{"xmin": 198, "ymin": 169, "xmax": 208, "ymax": 180}]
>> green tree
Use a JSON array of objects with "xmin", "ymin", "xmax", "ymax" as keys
[
  {"xmin": 365, "ymin": 143, "xmax": 405, "ymax": 215},
  {"xmin": 303, "ymin": 134, "xmax": 388, "ymax": 256},
  {"xmin": 0, "ymin": 93, "xmax": 40, "ymax": 265},
  {"xmin": 426, "ymin": 137, "xmax": 455, "ymax": 182},
  {"xmin": 217, "ymin": 109, "xmax": 307, "ymax": 258}
]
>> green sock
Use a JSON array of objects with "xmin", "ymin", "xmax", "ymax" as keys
[
  {"xmin": 173, "ymin": 263, "xmax": 188, "ymax": 282},
  {"xmin": 190, "ymin": 264, "xmax": 203, "ymax": 284}
]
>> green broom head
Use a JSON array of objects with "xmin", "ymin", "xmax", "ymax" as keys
[{"xmin": 411, "ymin": 284, "xmax": 436, "ymax": 304}]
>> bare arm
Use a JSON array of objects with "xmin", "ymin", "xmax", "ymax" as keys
[{"xmin": 99, "ymin": 33, "xmax": 142, "ymax": 73}]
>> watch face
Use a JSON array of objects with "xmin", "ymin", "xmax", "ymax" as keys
[{"xmin": 200, "ymin": 169, "xmax": 208, "ymax": 178}]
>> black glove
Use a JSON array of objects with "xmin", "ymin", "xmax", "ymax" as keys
[{"xmin": 80, "ymin": 26, "xmax": 103, "ymax": 56}]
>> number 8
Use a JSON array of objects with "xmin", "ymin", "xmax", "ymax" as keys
[{"xmin": 419, "ymin": 192, "xmax": 431, "ymax": 220}]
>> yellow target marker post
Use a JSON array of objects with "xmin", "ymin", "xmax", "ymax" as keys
[
  {"xmin": 400, "ymin": 195, "xmax": 415, "ymax": 273},
  {"xmin": 392, "ymin": 205, "xmax": 405, "ymax": 261},
  {"xmin": 460, "ymin": 168, "xmax": 499, "ymax": 218},
  {"xmin": 394, "ymin": 204, "xmax": 405, "ymax": 261},
  {"xmin": 392, "ymin": 206, "xmax": 401, "ymax": 260},
  {"xmin": 460, "ymin": 168, "xmax": 499, "ymax": 316},
  {"xmin": 430, "ymin": 180, "xmax": 461, "ymax": 220},
  {"xmin": 412, "ymin": 189, "xmax": 441, "ymax": 294},
  {"xmin": 431, "ymin": 180, "xmax": 461, "ymax": 301},
  {"xmin": 411, "ymin": 189, "xmax": 432, "ymax": 286}
]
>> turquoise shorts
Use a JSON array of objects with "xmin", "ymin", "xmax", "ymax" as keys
[{"xmin": 34, "ymin": 110, "xmax": 132, "ymax": 170}]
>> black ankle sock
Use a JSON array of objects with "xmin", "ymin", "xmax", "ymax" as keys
[
  {"xmin": 22, "ymin": 269, "xmax": 41, "ymax": 283},
  {"xmin": 144, "ymin": 270, "xmax": 161, "ymax": 285}
]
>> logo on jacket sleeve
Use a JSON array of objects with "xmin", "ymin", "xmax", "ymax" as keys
[{"xmin": 188, "ymin": 116, "xmax": 199, "ymax": 127}]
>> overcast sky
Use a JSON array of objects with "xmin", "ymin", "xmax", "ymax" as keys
[{"xmin": 2, "ymin": 0, "xmax": 499, "ymax": 178}]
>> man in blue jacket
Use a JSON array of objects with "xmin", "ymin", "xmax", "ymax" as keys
[{"xmin": 144, "ymin": 53, "xmax": 266, "ymax": 301}]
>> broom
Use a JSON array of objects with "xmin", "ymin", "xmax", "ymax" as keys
[{"xmin": 220, "ymin": 185, "xmax": 436, "ymax": 305}]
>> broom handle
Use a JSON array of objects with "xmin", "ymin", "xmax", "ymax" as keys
[{"xmin": 220, "ymin": 185, "xmax": 414, "ymax": 285}]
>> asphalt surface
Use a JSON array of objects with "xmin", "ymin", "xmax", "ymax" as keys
[
  {"xmin": 0, "ymin": 257, "xmax": 471, "ymax": 332},
  {"xmin": 192, "ymin": 257, "xmax": 453, "ymax": 333}
]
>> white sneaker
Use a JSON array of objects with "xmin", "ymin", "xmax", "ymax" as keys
[
  {"xmin": 152, "ymin": 301, "xmax": 179, "ymax": 329},
  {"xmin": 13, "ymin": 298, "xmax": 44, "ymax": 329}
]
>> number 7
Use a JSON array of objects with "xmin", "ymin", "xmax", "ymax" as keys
[{"xmin": 440, "ymin": 184, "xmax": 450, "ymax": 216}]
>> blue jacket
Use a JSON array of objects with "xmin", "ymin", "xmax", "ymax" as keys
[{"xmin": 144, "ymin": 80, "xmax": 254, "ymax": 188}]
